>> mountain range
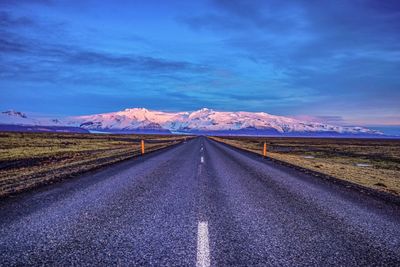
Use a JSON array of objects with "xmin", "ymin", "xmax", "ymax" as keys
[{"xmin": 0, "ymin": 108, "xmax": 383, "ymax": 137}]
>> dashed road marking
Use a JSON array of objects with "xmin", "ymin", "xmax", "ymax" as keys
[
  {"xmin": 201, "ymin": 156, "xmax": 204, "ymax": 163},
  {"xmin": 196, "ymin": 221, "xmax": 210, "ymax": 267}
]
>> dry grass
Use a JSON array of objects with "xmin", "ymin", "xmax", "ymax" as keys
[
  {"xmin": 0, "ymin": 132, "xmax": 190, "ymax": 197},
  {"xmin": 211, "ymin": 136, "xmax": 400, "ymax": 195}
]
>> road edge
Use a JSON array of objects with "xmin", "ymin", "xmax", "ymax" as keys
[
  {"xmin": 1, "ymin": 138, "xmax": 191, "ymax": 199},
  {"xmin": 209, "ymin": 137, "xmax": 400, "ymax": 206}
]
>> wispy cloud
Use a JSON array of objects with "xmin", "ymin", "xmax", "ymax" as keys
[
  {"xmin": 0, "ymin": 0, "xmax": 399, "ymax": 125},
  {"xmin": 0, "ymin": 11, "xmax": 36, "ymax": 27},
  {"xmin": 0, "ymin": 10, "xmax": 210, "ymax": 83},
  {"xmin": 177, "ymin": 0, "xmax": 400, "ymax": 123},
  {"xmin": 0, "ymin": 0, "xmax": 53, "ymax": 7}
]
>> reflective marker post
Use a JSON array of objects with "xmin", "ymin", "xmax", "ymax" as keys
[
  {"xmin": 141, "ymin": 140, "xmax": 145, "ymax": 155},
  {"xmin": 263, "ymin": 142, "xmax": 267, "ymax": 158}
]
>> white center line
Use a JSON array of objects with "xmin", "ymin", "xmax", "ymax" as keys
[
  {"xmin": 196, "ymin": 221, "xmax": 210, "ymax": 267},
  {"xmin": 200, "ymin": 156, "xmax": 204, "ymax": 163}
]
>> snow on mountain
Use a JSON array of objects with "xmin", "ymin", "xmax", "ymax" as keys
[
  {"xmin": 0, "ymin": 110, "xmax": 60, "ymax": 126},
  {"xmin": 0, "ymin": 110, "xmax": 88, "ymax": 133},
  {"xmin": 65, "ymin": 108, "xmax": 381, "ymax": 136},
  {"xmin": 67, "ymin": 108, "xmax": 187, "ymax": 132},
  {"xmin": 0, "ymin": 108, "xmax": 383, "ymax": 136}
]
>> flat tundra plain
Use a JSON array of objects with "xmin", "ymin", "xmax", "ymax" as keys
[{"xmin": 1, "ymin": 136, "xmax": 400, "ymax": 266}]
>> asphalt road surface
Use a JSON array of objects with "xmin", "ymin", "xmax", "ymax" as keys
[{"xmin": 1, "ymin": 137, "xmax": 400, "ymax": 266}]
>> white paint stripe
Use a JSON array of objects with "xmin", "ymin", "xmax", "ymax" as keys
[
  {"xmin": 196, "ymin": 221, "xmax": 210, "ymax": 267},
  {"xmin": 200, "ymin": 147, "xmax": 203, "ymax": 151},
  {"xmin": 200, "ymin": 156, "xmax": 204, "ymax": 163}
]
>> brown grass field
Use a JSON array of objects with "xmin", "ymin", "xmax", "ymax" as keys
[
  {"xmin": 0, "ymin": 132, "xmax": 190, "ymax": 197},
  {"xmin": 211, "ymin": 136, "xmax": 400, "ymax": 196}
]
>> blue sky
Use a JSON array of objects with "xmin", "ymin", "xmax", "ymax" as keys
[{"xmin": 0, "ymin": 0, "xmax": 399, "ymax": 128}]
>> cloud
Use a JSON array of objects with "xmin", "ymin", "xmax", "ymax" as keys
[
  {"xmin": 0, "ymin": 38, "xmax": 204, "ymax": 76},
  {"xmin": 0, "ymin": 37, "xmax": 28, "ymax": 52},
  {"xmin": 176, "ymin": 0, "xmax": 400, "ymax": 123},
  {"xmin": 0, "ymin": 10, "xmax": 210, "ymax": 82},
  {"xmin": 0, "ymin": 11, "xmax": 36, "ymax": 27},
  {"xmin": 66, "ymin": 51, "xmax": 200, "ymax": 72},
  {"xmin": 1, "ymin": 0, "xmax": 399, "ymax": 124},
  {"xmin": 180, "ymin": 0, "xmax": 400, "ymax": 63},
  {"xmin": 179, "ymin": 0, "xmax": 304, "ymax": 34},
  {"xmin": 0, "ymin": 0, "xmax": 52, "ymax": 7}
]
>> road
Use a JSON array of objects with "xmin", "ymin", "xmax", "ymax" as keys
[{"xmin": 1, "ymin": 137, "xmax": 400, "ymax": 266}]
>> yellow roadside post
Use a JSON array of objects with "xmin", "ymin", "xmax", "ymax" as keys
[
  {"xmin": 263, "ymin": 142, "xmax": 267, "ymax": 158},
  {"xmin": 141, "ymin": 140, "xmax": 145, "ymax": 155}
]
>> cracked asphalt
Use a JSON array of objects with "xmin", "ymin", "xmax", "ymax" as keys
[{"xmin": 1, "ymin": 137, "xmax": 400, "ymax": 266}]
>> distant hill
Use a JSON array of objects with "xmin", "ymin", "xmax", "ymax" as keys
[
  {"xmin": 0, "ymin": 124, "xmax": 89, "ymax": 133},
  {"xmin": 0, "ymin": 108, "xmax": 384, "ymax": 137}
]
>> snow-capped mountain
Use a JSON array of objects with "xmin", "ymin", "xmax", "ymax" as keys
[
  {"xmin": 0, "ymin": 110, "xmax": 61, "ymax": 126},
  {"xmin": 0, "ymin": 108, "xmax": 383, "ymax": 136},
  {"xmin": 0, "ymin": 110, "xmax": 87, "ymax": 133}
]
